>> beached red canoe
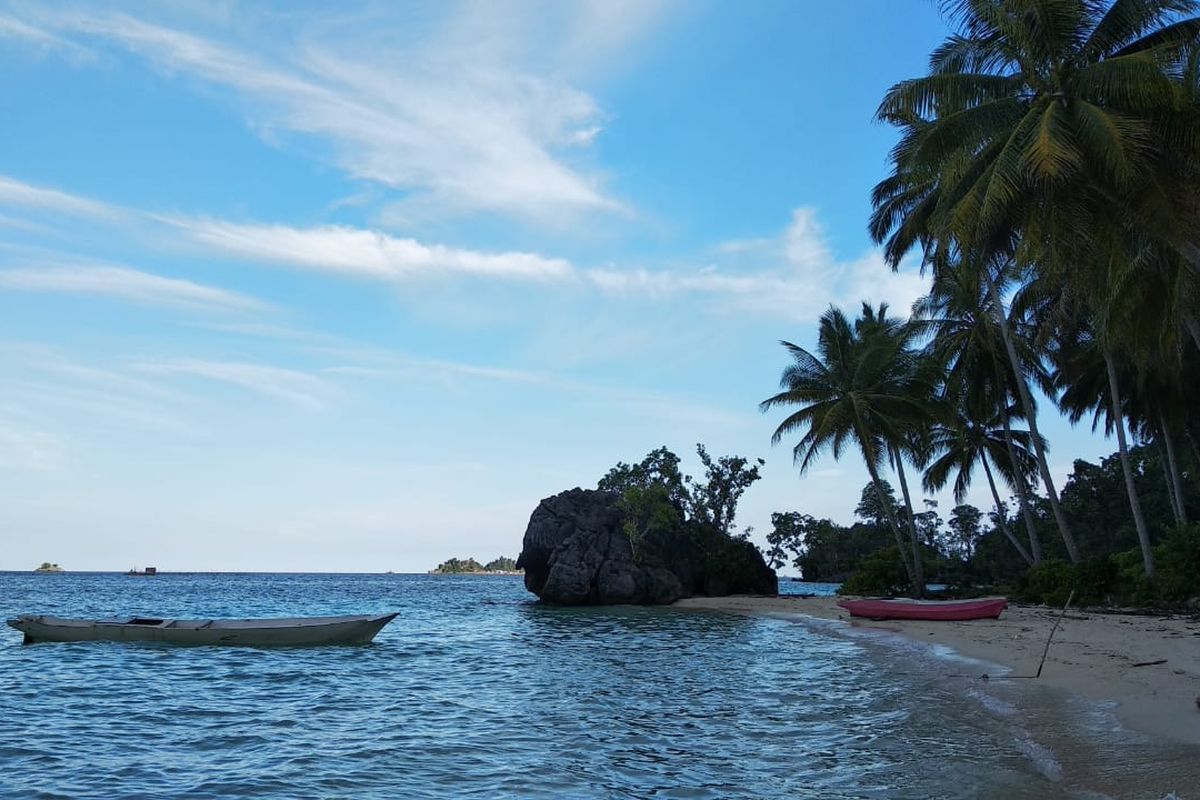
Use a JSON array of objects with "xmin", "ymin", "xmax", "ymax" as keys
[{"xmin": 836, "ymin": 597, "xmax": 1007, "ymax": 621}]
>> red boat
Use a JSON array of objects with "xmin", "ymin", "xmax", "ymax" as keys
[{"xmin": 837, "ymin": 597, "xmax": 1007, "ymax": 621}]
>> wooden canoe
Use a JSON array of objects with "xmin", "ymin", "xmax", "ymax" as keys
[
  {"xmin": 7, "ymin": 612, "xmax": 398, "ymax": 646},
  {"xmin": 837, "ymin": 597, "xmax": 1007, "ymax": 621}
]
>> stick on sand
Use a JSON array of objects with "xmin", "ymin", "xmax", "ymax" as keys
[{"xmin": 1036, "ymin": 590, "xmax": 1075, "ymax": 679}]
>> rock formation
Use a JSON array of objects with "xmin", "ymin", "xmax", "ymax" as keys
[{"xmin": 516, "ymin": 488, "xmax": 776, "ymax": 605}]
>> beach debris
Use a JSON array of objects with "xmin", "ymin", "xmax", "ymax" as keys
[
  {"xmin": 1035, "ymin": 590, "xmax": 1075, "ymax": 679},
  {"xmin": 1130, "ymin": 659, "xmax": 1168, "ymax": 668}
]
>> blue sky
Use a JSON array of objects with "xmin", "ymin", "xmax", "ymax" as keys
[{"xmin": 0, "ymin": 1, "xmax": 1115, "ymax": 572}]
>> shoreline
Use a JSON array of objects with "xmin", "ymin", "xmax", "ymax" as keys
[{"xmin": 673, "ymin": 595, "xmax": 1200, "ymax": 746}]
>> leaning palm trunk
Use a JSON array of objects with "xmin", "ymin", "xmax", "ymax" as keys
[
  {"xmin": 1157, "ymin": 440, "xmax": 1184, "ymax": 526},
  {"xmin": 856, "ymin": 424, "xmax": 916, "ymax": 592},
  {"xmin": 1000, "ymin": 406, "xmax": 1043, "ymax": 564},
  {"xmin": 985, "ymin": 273, "xmax": 1081, "ymax": 563},
  {"xmin": 889, "ymin": 445, "xmax": 926, "ymax": 598},
  {"xmin": 1105, "ymin": 352, "xmax": 1155, "ymax": 578},
  {"xmin": 1159, "ymin": 414, "xmax": 1188, "ymax": 526},
  {"xmin": 980, "ymin": 453, "xmax": 1033, "ymax": 564}
]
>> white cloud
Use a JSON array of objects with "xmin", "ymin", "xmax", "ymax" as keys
[
  {"xmin": 0, "ymin": 14, "xmax": 90, "ymax": 57},
  {"xmin": 14, "ymin": 6, "xmax": 636, "ymax": 224},
  {"xmin": 0, "ymin": 264, "xmax": 266, "ymax": 313},
  {"xmin": 585, "ymin": 207, "xmax": 929, "ymax": 321},
  {"xmin": 132, "ymin": 359, "xmax": 335, "ymax": 410},
  {"xmin": 0, "ymin": 175, "xmax": 118, "ymax": 219},
  {"xmin": 179, "ymin": 220, "xmax": 574, "ymax": 282}
]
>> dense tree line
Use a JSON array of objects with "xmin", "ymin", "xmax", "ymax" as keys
[{"xmin": 762, "ymin": 0, "xmax": 1200, "ymax": 605}]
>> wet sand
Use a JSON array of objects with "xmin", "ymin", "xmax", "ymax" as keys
[{"xmin": 674, "ymin": 595, "xmax": 1200, "ymax": 746}]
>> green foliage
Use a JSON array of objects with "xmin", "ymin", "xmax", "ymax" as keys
[
  {"xmin": 1151, "ymin": 525, "xmax": 1200, "ymax": 605},
  {"xmin": 839, "ymin": 548, "xmax": 911, "ymax": 597},
  {"xmin": 599, "ymin": 447, "xmax": 688, "ymax": 511},
  {"xmin": 686, "ymin": 445, "xmax": 764, "ymax": 537},
  {"xmin": 434, "ymin": 556, "xmax": 519, "ymax": 574},
  {"xmin": 600, "ymin": 444, "xmax": 769, "ymax": 575},
  {"xmin": 433, "ymin": 557, "xmax": 484, "ymax": 574},
  {"xmin": 616, "ymin": 484, "xmax": 683, "ymax": 564},
  {"xmin": 1015, "ymin": 525, "xmax": 1200, "ymax": 607},
  {"xmin": 1115, "ymin": 525, "xmax": 1200, "ymax": 606},
  {"xmin": 1014, "ymin": 560, "xmax": 1077, "ymax": 607}
]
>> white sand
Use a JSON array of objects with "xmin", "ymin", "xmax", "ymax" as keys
[{"xmin": 673, "ymin": 595, "xmax": 1200, "ymax": 745}]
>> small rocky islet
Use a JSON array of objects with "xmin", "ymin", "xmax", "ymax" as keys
[{"xmin": 516, "ymin": 488, "xmax": 776, "ymax": 605}]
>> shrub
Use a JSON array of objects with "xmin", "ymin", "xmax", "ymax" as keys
[
  {"xmin": 839, "ymin": 547, "xmax": 911, "ymax": 597},
  {"xmin": 1114, "ymin": 524, "xmax": 1200, "ymax": 607},
  {"xmin": 1014, "ymin": 559, "xmax": 1076, "ymax": 606}
]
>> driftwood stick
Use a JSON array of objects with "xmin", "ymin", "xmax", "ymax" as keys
[
  {"xmin": 1036, "ymin": 590, "xmax": 1075, "ymax": 679},
  {"xmin": 1131, "ymin": 659, "xmax": 1168, "ymax": 668}
]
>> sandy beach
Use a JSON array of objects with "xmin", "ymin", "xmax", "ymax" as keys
[{"xmin": 675, "ymin": 595, "xmax": 1200, "ymax": 746}]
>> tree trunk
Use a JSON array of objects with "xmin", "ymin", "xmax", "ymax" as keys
[
  {"xmin": 859, "ymin": 432, "xmax": 917, "ymax": 593},
  {"xmin": 1157, "ymin": 439, "xmax": 1184, "ymax": 526},
  {"xmin": 890, "ymin": 445, "xmax": 926, "ymax": 598},
  {"xmin": 1000, "ymin": 405, "xmax": 1044, "ymax": 564},
  {"xmin": 980, "ymin": 453, "xmax": 1033, "ymax": 564},
  {"xmin": 1188, "ymin": 427, "xmax": 1200, "ymax": 494},
  {"xmin": 985, "ymin": 272, "xmax": 1081, "ymax": 563},
  {"xmin": 1105, "ymin": 351, "xmax": 1155, "ymax": 578},
  {"xmin": 1160, "ymin": 413, "xmax": 1188, "ymax": 526}
]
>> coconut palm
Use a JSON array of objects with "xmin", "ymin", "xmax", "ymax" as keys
[
  {"xmin": 1052, "ymin": 317, "xmax": 1157, "ymax": 576},
  {"xmin": 870, "ymin": 0, "xmax": 1200, "ymax": 564},
  {"xmin": 923, "ymin": 399, "xmax": 1042, "ymax": 564},
  {"xmin": 914, "ymin": 262, "xmax": 1048, "ymax": 561},
  {"xmin": 761, "ymin": 305, "xmax": 936, "ymax": 595}
]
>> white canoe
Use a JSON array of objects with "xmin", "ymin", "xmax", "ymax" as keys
[{"xmin": 7, "ymin": 612, "xmax": 398, "ymax": 646}]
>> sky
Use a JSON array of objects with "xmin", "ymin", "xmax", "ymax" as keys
[{"xmin": 0, "ymin": 1, "xmax": 1118, "ymax": 573}]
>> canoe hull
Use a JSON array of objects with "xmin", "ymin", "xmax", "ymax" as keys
[
  {"xmin": 836, "ymin": 598, "xmax": 1007, "ymax": 621},
  {"xmin": 7, "ymin": 613, "xmax": 398, "ymax": 646}
]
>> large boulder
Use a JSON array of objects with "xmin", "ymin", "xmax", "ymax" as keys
[{"xmin": 516, "ymin": 488, "xmax": 777, "ymax": 605}]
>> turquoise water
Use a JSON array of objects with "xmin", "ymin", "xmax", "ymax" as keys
[{"xmin": 0, "ymin": 573, "xmax": 1188, "ymax": 798}]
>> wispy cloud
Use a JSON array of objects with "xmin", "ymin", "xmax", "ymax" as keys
[
  {"xmin": 0, "ymin": 174, "xmax": 119, "ymax": 219},
  {"xmin": 0, "ymin": 14, "xmax": 90, "ymax": 58},
  {"xmin": 0, "ymin": 172, "xmax": 925, "ymax": 322},
  {"xmin": 0, "ymin": 264, "xmax": 267, "ymax": 313},
  {"xmin": 10, "ymin": 6, "xmax": 641, "ymax": 224},
  {"xmin": 585, "ymin": 207, "xmax": 929, "ymax": 321},
  {"xmin": 178, "ymin": 220, "xmax": 573, "ymax": 282},
  {"xmin": 132, "ymin": 359, "xmax": 335, "ymax": 410}
]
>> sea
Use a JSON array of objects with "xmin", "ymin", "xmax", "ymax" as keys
[{"xmin": 0, "ymin": 572, "xmax": 1193, "ymax": 799}]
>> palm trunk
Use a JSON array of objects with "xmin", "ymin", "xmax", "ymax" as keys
[
  {"xmin": 985, "ymin": 272, "xmax": 1081, "ymax": 563},
  {"xmin": 1157, "ymin": 439, "xmax": 1184, "ymax": 526},
  {"xmin": 890, "ymin": 445, "xmax": 926, "ymax": 598},
  {"xmin": 1105, "ymin": 351, "xmax": 1155, "ymax": 578},
  {"xmin": 980, "ymin": 453, "xmax": 1033, "ymax": 564},
  {"xmin": 1001, "ymin": 405, "xmax": 1044, "ymax": 564},
  {"xmin": 854, "ymin": 419, "xmax": 916, "ymax": 592},
  {"xmin": 1160, "ymin": 413, "xmax": 1188, "ymax": 526},
  {"xmin": 862, "ymin": 451, "xmax": 917, "ymax": 592}
]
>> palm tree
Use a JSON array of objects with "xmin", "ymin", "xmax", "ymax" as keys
[
  {"xmin": 870, "ymin": 0, "xmax": 1200, "ymax": 563},
  {"xmin": 1053, "ymin": 318, "xmax": 1156, "ymax": 576},
  {"xmin": 761, "ymin": 305, "xmax": 935, "ymax": 595},
  {"xmin": 923, "ymin": 399, "xmax": 1042, "ymax": 565},
  {"xmin": 914, "ymin": 263, "xmax": 1047, "ymax": 561}
]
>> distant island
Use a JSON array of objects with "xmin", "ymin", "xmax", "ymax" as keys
[
  {"xmin": 34, "ymin": 562, "xmax": 64, "ymax": 573},
  {"xmin": 430, "ymin": 556, "xmax": 522, "ymax": 575}
]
